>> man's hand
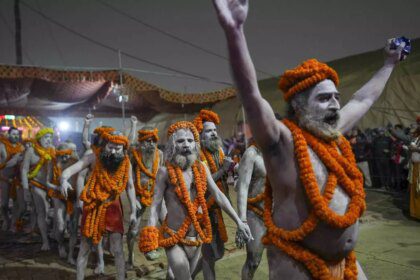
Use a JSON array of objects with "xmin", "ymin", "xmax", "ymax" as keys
[
  {"xmin": 145, "ymin": 250, "xmax": 160, "ymax": 261},
  {"xmin": 85, "ymin": 114, "xmax": 94, "ymax": 125},
  {"xmin": 130, "ymin": 116, "xmax": 138, "ymax": 124},
  {"xmin": 222, "ymin": 157, "xmax": 234, "ymax": 173},
  {"xmin": 213, "ymin": 0, "xmax": 249, "ymax": 30},
  {"xmin": 135, "ymin": 200, "xmax": 142, "ymax": 212},
  {"xmin": 384, "ymin": 38, "xmax": 407, "ymax": 65},
  {"xmin": 235, "ymin": 220, "xmax": 253, "ymax": 248},
  {"xmin": 60, "ymin": 180, "xmax": 73, "ymax": 200}
]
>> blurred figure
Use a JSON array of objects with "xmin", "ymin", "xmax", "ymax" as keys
[
  {"xmin": 409, "ymin": 117, "xmax": 420, "ymax": 219},
  {"xmin": 372, "ymin": 127, "xmax": 392, "ymax": 189}
]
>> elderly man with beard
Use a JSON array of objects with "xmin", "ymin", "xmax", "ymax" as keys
[
  {"xmin": 0, "ymin": 127, "xmax": 24, "ymax": 231},
  {"xmin": 60, "ymin": 131, "xmax": 138, "ymax": 280},
  {"xmin": 192, "ymin": 109, "xmax": 235, "ymax": 280},
  {"xmin": 45, "ymin": 141, "xmax": 87, "ymax": 263},
  {"xmin": 126, "ymin": 127, "xmax": 163, "ymax": 268},
  {"xmin": 213, "ymin": 0, "xmax": 408, "ymax": 278},
  {"xmin": 139, "ymin": 121, "xmax": 252, "ymax": 280},
  {"xmin": 21, "ymin": 128, "xmax": 56, "ymax": 251},
  {"xmin": 236, "ymin": 141, "xmax": 266, "ymax": 280}
]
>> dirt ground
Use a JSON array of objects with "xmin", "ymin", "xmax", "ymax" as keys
[{"xmin": 1, "ymin": 189, "xmax": 419, "ymax": 279}]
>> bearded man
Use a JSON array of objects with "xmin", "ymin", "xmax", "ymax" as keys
[
  {"xmin": 192, "ymin": 109, "xmax": 235, "ymax": 280},
  {"xmin": 21, "ymin": 127, "xmax": 56, "ymax": 251},
  {"xmin": 126, "ymin": 127, "xmax": 163, "ymax": 268},
  {"xmin": 0, "ymin": 127, "xmax": 24, "ymax": 231},
  {"xmin": 139, "ymin": 121, "xmax": 252, "ymax": 280},
  {"xmin": 214, "ymin": 0, "xmax": 407, "ymax": 278},
  {"xmin": 45, "ymin": 141, "xmax": 87, "ymax": 263},
  {"xmin": 60, "ymin": 131, "xmax": 138, "ymax": 280},
  {"xmin": 236, "ymin": 141, "xmax": 266, "ymax": 280}
]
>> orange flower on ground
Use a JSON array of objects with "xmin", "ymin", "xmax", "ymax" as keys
[{"xmin": 262, "ymin": 119, "xmax": 364, "ymax": 279}]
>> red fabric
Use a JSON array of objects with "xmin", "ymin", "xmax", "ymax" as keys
[{"xmin": 81, "ymin": 198, "xmax": 124, "ymax": 235}]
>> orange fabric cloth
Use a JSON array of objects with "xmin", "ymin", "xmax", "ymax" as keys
[
  {"xmin": 81, "ymin": 198, "xmax": 124, "ymax": 234},
  {"xmin": 278, "ymin": 59, "xmax": 339, "ymax": 101}
]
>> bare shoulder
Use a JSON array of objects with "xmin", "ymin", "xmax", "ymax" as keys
[{"xmin": 261, "ymin": 120, "xmax": 292, "ymax": 156}]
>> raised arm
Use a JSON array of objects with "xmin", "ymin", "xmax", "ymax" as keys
[
  {"xmin": 127, "ymin": 116, "xmax": 138, "ymax": 145},
  {"xmin": 213, "ymin": 0, "xmax": 283, "ymax": 151},
  {"xmin": 147, "ymin": 167, "xmax": 167, "ymax": 227},
  {"xmin": 236, "ymin": 147, "xmax": 256, "ymax": 221},
  {"xmin": 82, "ymin": 114, "xmax": 94, "ymax": 150},
  {"xmin": 338, "ymin": 39, "xmax": 406, "ymax": 133}
]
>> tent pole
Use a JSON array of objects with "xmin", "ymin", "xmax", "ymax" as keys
[
  {"xmin": 14, "ymin": 0, "xmax": 23, "ymax": 65},
  {"xmin": 118, "ymin": 50, "xmax": 126, "ymax": 131}
]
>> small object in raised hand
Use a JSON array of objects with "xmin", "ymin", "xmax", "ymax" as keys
[{"xmin": 390, "ymin": 36, "xmax": 411, "ymax": 60}]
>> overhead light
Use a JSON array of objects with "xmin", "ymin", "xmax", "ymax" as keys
[{"xmin": 58, "ymin": 121, "xmax": 70, "ymax": 131}]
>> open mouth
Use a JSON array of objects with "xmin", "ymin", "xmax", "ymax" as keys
[{"xmin": 324, "ymin": 113, "xmax": 339, "ymax": 125}]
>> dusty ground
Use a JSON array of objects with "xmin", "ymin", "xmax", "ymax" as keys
[{"xmin": 1, "ymin": 189, "xmax": 419, "ymax": 279}]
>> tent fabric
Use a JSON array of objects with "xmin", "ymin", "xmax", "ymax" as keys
[{"xmin": 0, "ymin": 65, "xmax": 237, "ymax": 121}]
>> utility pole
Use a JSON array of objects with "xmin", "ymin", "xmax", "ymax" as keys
[{"xmin": 14, "ymin": 0, "xmax": 23, "ymax": 65}]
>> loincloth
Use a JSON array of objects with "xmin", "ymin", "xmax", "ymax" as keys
[{"xmin": 81, "ymin": 197, "xmax": 124, "ymax": 235}]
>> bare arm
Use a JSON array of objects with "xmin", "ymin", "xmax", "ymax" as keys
[
  {"xmin": 213, "ymin": 0, "xmax": 285, "ymax": 151},
  {"xmin": 338, "ymin": 40, "xmax": 406, "ymax": 133},
  {"xmin": 147, "ymin": 167, "xmax": 167, "ymax": 227},
  {"xmin": 127, "ymin": 116, "xmax": 138, "ymax": 144},
  {"xmin": 236, "ymin": 147, "xmax": 256, "ymax": 221},
  {"xmin": 0, "ymin": 144, "xmax": 7, "ymax": 164},
  {"xmin": 20, "ymin": 146, "xmax": 34, "ymax": 191},
  {"xmin": 126, "ymin": 162, "xmax": 139, "ymax": 218},
  {"xmin": 76, "ymin": 168, "xmax": 88, "ymax": 207},
  {"xmin": 205, "ymin": 164, "xmax": 241, "ymax": 225},
  {"xmin": 45, "ymin": 161, "xmax": 58, "ymax": 190},
  {"xmin": 82, "ymin": 114, "xmax": 94, "ymax": 150},
  {"xmin": 60, "ymin": 153, "xmax": 94, "ymax": 198}
]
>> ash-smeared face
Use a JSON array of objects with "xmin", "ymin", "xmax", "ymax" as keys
[
  {"xmin": 140, "ymin": 137, "xmax": 157, "ymax": 155},
  {"xmin": 100, "ymin": 142, "xmax": 125, "ymax": 173},
  {"xmin": 8, "ymin": 129, "xmax": 20, "ymax": 144},
  {"xmin": 165, "ymin": 129, "xmax": 198, "ymax": 170},
  {"xmin": 39, "ymin": 133, "xmax": 54, "ymax": 148},
  {"xmin": 293, "ymin": 79, "xmax": 341, "ymax": 141},
  {"xmin": 200, "ymin": 122, "xmax": 222, "ymax": 153}
]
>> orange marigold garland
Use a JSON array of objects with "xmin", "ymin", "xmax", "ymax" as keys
[
  {"xmin": 278, "ymin": 59, "xmax": 339, "ymax": 101},
  {"xmin": 101, "ymin": 132, "xmax": 130, "ymax": 148},
  {"xmin": 27, "ymin": 140, "xmax": 56, "ymax": 179},
  {"xmin": 80, "ymin": 148, "xmax": 130, "ymax": 244},
  {"xmin": 138, "ymin": 128, "xmax": 159, "ymax": 142},
  {"xmin": 262, "ymin": 119, "xmax": 364, "ymax": 279},
  {"xmin": 193, "ymin": 109, "xmax": 220, "ymax": 133},
  {"xmin": 167, "ymin": 121, "xmax": 200, "ymax": 143},
  {"xmin": 138, "ymin": 161, "xmax": 212, "ymax": 252},
  {"xmin": 0, "ymin": 137, "xmax": 24, "ymax": 169},
  {"xmin": 132, "ymin": 147, "xmax": 160, "ymax": 206},
  {"xmin": 200, "ymin": 147, "xmax": 228, "ymax": 242}
]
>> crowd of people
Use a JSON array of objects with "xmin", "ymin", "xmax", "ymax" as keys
[{"xmin": 345, "ymin": 118, "xmax": 420, "ymax": 193}]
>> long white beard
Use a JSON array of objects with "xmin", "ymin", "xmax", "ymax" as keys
[
  {"xmin": 296, "ymin": 109, "xmax": 340, "ymax": 141},
  {"xmin": 201, "ymin": 137, "xmax": 222, "ymax": 153},
  {"xmin": 172, "ymin": 152, "xmax": 198, "ymax": 170}
]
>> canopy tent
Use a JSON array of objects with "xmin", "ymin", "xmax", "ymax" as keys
[
  {"xmin": 0, "ymin": 65, "xmax": 236, "ymax": 122},
  {"xmin": 0, "ymin": 39, "xmax": 418, "ymax": 141}
]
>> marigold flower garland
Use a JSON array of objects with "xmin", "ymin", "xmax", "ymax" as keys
[
  {"xmin": 138, "ymin": 161, "xmax": 212, "ymax": 252},
  {"xmin": 138, "ymin": 128, "xmax": 159, "ymax": 142},
  {"xmin": 193, "ymin": 109, "xmax": 220, "ymax": 133},
  {"xmin": 80, "ymin": 148, "xmax": 130, "ymax": 244},
  {"xmin": 0, "ymin": 137, "xmax": 24, "ymax": 169},
  {"xmin": 167, "ymin": 121, "xmax": 200, "ymax": 143},
  {"xmin": 27, "ymin": 140, "xmax": 56, "ymax": 179},
  {"xmin": 200, "ymin": 147, "xmax": 228, "ymax": 242},
  {"xmin": 262, "ymin": 119, "xmax": 364, "ymax": 279},
  {"xmin": 278, "ymin": 59, "xmax": 339, "ymax": 101},
  {"xmin": 132, "ymin": 147, "xmax": 160, "ymax": 206}
]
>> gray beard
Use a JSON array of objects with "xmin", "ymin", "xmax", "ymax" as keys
[
  {"xmin": 296, "ymin": 110, "xmax": 340, "ymax": 142},
  {"xmin": 201, "ymin": 137, "xmax": 222, "ymax": 153},
  {"xmin": 171, "ymin": 152, "xmax": 197, "ymax": 170}
]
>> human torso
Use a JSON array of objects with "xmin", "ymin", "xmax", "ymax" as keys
[
  {"xmin": 164, "ymin": 167, "xmax": 202, "ymax": 237},
  {"xmin": 264, "ymin": 127, "xmax": 358, "ymax": 261},
  {"xmin": 248, "ymin": 146, "xmax": 267, "ymax": 200},
  {"xmin": 0, "ymin": 142, "xmax": 22, "ymax": 178}
]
